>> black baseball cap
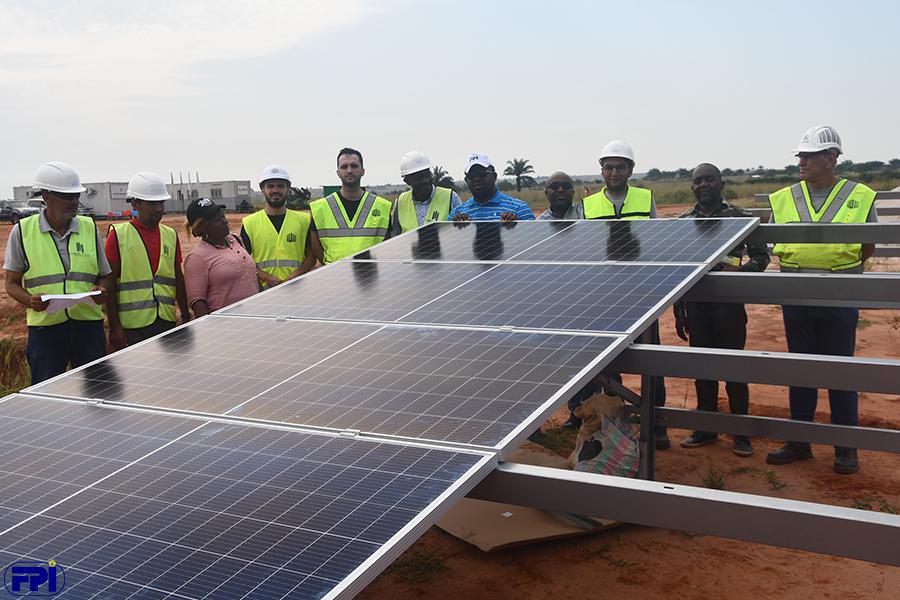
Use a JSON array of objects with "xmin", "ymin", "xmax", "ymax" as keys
[{"xmin": 186, "ymin": 197, "xmax": 226, "ymax": 226}]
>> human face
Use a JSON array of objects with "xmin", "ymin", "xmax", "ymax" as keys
[
  {"xmin": 133, "ymin": 198, "xmax": 165, "ymax": 227},
  {"xmin": 337, "ymin": 154, "xmax": 364, "ymax": 187},
  {"xmin": 600, "ymin": 158, "xmax": 633, "ymax": 192},
  {"xmin": 544, "ymin": 174, "xmax": 574, "ymax": 216},
  {"xmin": 797, "ymin": 151, "xmax": 835, "ymax": 185},
  {"xmin": 403, "ymin": 169, "xmax": 433, "ymax": 199},
  {"xmin": 205, "ymin": 209, "xmax": 230, "ymax": 242},
  {"xmin": 261, "ymin": 179, "xmax": 289, "ymax": 208},
  {"xmin": 691, "ymin": 164, "xmax": 723, "ymax": 207},
  {"xmin": 43, "ymin": 190, "xmax": 80, "ymax": 223},
  {"xmin": 464, "ymin": 165, "xmax": 497, "ymax": 201}
]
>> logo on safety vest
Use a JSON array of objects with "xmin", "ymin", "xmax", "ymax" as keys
[
  {"xmin": 847, "ymin": 199, "xmax": 859, "ymax": 209},
  {"xmin": 286, "ymin": 233, "xmax": 297, "ymax": 243},
  {"xmin": 372, "ymin": 209, "xmax": 381, "ymax": 217},
  {"xmin": 75, "ymin": 242, "xmax": 84, "ymax": 254},
  {"xmin": 162, "ymin": 244, "xmax": 170, "ymax": 256}
]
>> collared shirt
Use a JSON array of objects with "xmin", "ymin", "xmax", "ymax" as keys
[
  {"xmin": 183, "ymin": 235, "xmax": 259, "ymax": 312},
  {"xmin": 105, "ymin": 217, "xmax": 183, "ymax": 273},
  {"xmin": 3, "ymin": 209, "xmax": 112, "ymax": 275},
  {"xmin": 537, "ymin": 203, "xmax": 585, "ymax": 220},
  {"xmin": 390, "ymin": 186, "xmax": 463, "ymax": 234},
  {"xmin": 678, "ymin": 200, "xmax": 770, "ymax": 272},
  {"xmin": 449, "ymin": 190, "xmax": 535, "ymax": 221}
]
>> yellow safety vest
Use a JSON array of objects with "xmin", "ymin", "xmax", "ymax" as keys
[
  {"xmin": 310, "ymin": 192, "xmax": 392, "ymax": 263},
  {"xmin": 242, "ymin": 209, "xmax": 310, "ymax": 282},
  {"xmin": 113, "ymin": 222, "xmax": 178, "ymax": 328},
  {"xmin": 769, "ymin": 179, "xmax": 876, "ymax": 271},
  {"xmin": 583, "ymin": 186, "xmax": 652, "ymax": 220},
  {"xmin": 396, "ymin": 187, "xmax": 452, "ymax": 232},
  {"xmin": 20, "ymin": 214, "xmax": 103, "ymax": 326}
]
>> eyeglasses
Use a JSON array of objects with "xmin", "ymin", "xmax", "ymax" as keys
[
  {"xmin": 601, "ymin": 164, "xmax": 630, "ymax": 174},
  {"xmin": 546, "ymin": 182, "xmax": 573, "ymax": 191}
]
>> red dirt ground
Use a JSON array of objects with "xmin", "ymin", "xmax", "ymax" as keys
[{"xmin": 2, "ymin": 210, "xmax": 898, "ymax": 599}]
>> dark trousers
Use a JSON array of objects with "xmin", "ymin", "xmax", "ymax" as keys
[
  {"xmin": 26, "ymin": 320, "xmax": 106, "ymax": 385},
  {"xmin": 686, "ymin": 302, "xmax": 749, "ymax": 417},
  {"xmin": 124, "ymin": 317, "xmax": 176, "ymax": 346},
  {"xmin": 782, "ymin": 305, "xmax": 859, "ymax": 427}
]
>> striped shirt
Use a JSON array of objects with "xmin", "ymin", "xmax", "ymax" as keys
[{"xmin": 450, "ymin": 191, "xmax": 535, "ymax": 221}]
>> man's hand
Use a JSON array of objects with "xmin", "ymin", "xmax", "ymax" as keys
[
  {"xmin": 499, "ymin": 212, "xmax": 518, "ymax": 222},
  {"xmin": 451, "ymin": 212, "xmax": 470, "ymax": 222},
  {"xmin": 29, "ymin": 295, "xmax": 50, "ymax": 312},
  {"xmin": 179, "ymin": 312, "xmax": 192, "ymax": 325},
  {"xmin": 260, "ymin": 272, "xmax": 282, "ymax": 288},
  {"xmin": 718, "ymin": 262, "xmax": 740, "ymax": 272},
  {"xmin": 109, "ymin": 323, "xmax": 128, "ymax": 351},
  {"xmin": 673, "ymin": 303, "xmax": 689, "ymax": 342},
  {"xmin": 91, "ymin": 285, "xmax": 107, "ymax": 304}
]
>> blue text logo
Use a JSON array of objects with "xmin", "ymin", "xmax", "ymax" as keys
[{"xmin": 4, "ymin": 561, "xmax": 65, "ymax": 596}]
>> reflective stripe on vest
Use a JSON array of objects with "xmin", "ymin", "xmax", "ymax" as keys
[
  {"xmin": 583, "ymin": 186, "xmax": 652, "ymax": 220},
  {"xmin": 242, "ymin": 209, "xmax": 310, "ymax": 282},
  {"xmin": 310, "ymin": 192, "xmax": 392, "ymax": 263},
  {"xmin": 769, "ymin": 178, "xmax": 876, "ymax": 271},
  {"xmin": 21, "ymin": 214, "xmax": 103, "ymax": 326},
  {"xmin": 396, "ymin": 187, "xmax": 452, "ymax": 232},
  {"xmin": 114, "ymin": 222, "xmax": 178, "ymax": 328}
]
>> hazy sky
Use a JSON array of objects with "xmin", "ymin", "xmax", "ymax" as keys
[{"xmin": 2, "ymin": 0, "xmax": 899, "ymax": 195}]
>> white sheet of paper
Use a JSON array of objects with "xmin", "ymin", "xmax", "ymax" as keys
[{"xmin": 41, "ymin": 290, "xmax": 102, "ymax": 314}]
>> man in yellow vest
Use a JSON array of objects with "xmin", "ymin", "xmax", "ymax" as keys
[
  {"xmin": 3, "ymin": 162, "xmax": 111, "ymax": 384},
  {"xmin": 240, "ymin": 165, "xmax": 315, "ymax": 287},
  {"xmin": 309, "ymin": 147, "xmax": 392, "ymax": 263},
  {"xmin": 391, "ymin": 151, "xmax": 461, "ymax": 234},
  {"xmin": 105, "ymin": 172, "xmax": 190, "ymax": 350},
  {"xmin": 765, "ymin": 125, "xmax": 878, "ymax": 475},
  {"xmin": 584, "ymin": 141, "xmax": 668, "ymax": 449}
]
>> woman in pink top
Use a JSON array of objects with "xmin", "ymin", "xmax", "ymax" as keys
[{"xmin": 183, "ymin": 198, "xmax": 260, "ymax": 316}]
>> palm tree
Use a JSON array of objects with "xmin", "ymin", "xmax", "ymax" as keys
[
  {"xmin": 503, "ymin": 158, "xmax": 536, "ymax": 191},
  {"xmin": 431, "ymin": 165, "xmax": 455, "ymax": 190}
]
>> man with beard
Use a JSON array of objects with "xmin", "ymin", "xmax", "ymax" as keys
[
  {"xmin": 392, "ymin": 150, "xmax": 461, "ymax": 234},
  {"xmin": 538, "ymin": 172, "xmax": 584, "ymax": 220},
  {"xmin": 450, "ymin": 154, "xmax": 535, "ymax": 222},
  {"xmin": 241, "ymin": 165, "xmax": 315, "ymax": 287},
  {"xmin": 673, "ymin": 163, "xmax": 769, "ymax": 457},
  {"xmin": 105, "ymin": 171, "xmax": 190, "ymax": 349},
  {"xmin": 309, "ymin": 148, "xmax": 393, "ymax": 263}
]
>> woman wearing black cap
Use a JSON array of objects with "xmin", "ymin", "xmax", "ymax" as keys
[{"xmin": 183, "ymin": 198, "xmax": 260, "ymax": 317}]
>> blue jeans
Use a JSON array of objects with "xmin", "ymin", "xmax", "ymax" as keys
[
  {"xmin": 26, "ymin": 320, "xmax": 106, "ymax": 385},
  {"xmin": 782, "ymin": 305, "xmax": 859, "ymax": 426}
]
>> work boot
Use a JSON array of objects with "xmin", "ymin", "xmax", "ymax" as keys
[
  {"xmin": 681, "ymin": 431, "xmax": 718, "ymax": 448},
  {"xmin": 732, "ymin": 436, "xmax": 754, "ymax": 457},
  {"xmin": 833, "ymin": 447, "xmax": 859, "ymax": 475},
  {"xmin": 562, "ymin": 412, "xmax": 582, "ymax": 430},
  {"xmin": 766, "ymin": 442, "xmax": 813, "ymax": 465},
  {"xmin": 655, "ymin": 428, "xmax": 670, "ymax": 450}
]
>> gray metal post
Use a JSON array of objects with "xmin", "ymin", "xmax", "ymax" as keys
[{"xmin": 637, "ymin": 327, "xmax": 656, "ymax": 480}]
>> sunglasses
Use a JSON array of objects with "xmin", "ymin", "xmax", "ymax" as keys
[{"xmin": 546, "ymin": 182, "xmax": 573, "ymax": 191}]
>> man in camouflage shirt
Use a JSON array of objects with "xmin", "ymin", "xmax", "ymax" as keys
[{"xmin": 674, "ymin": 163, "xmax": 770, "ymax": 457}]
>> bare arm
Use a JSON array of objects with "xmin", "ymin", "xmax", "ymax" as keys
[
  {"xmin": 861, "ymin": 243, "xmax": 875, "ymax": 263},
  {"xmin": 192, "ymin": 299, "xmax": 210, "ymax": 317},
  {"xmin": 174, "ymin": 264, "xmax": 191, "ymax": 322},
  {"xmin": 309, "ymin": 230, "xmax": 324, "ymax": 264},
  {"xmin": 4, "ymin": 269, "xmax": 49, "ymax": 311}
]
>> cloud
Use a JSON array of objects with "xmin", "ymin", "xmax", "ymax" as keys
[{"xmin": 0, "ymin": 0, "xmax": 388, "ymax": 95}]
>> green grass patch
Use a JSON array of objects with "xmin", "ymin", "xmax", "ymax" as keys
[
  {"xmin": 0, "ymin": 338, "xmax": 29, "ymax": 396},
  {"xmin": 764, "ymin": 469, "xmax": 788, "ymax": 491},
  {"xmin": 388, "ymin": 551, "xmax": 447, "ymax": 584},
  {"xmin": 852, "ymin": 497, "xmax": 898, "ymax": 514},
  {"xmin": 589, "ymin": 543, "xmax": 640, "ymax": 568},
  {"xmin": 700, "ymin": 467, "xmax": 726, "ymax": 490},
  {"xmin": 531, "ymin": 426, "xmax": 577, "ymax": 457}
]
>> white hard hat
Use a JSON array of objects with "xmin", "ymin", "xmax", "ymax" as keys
[
  {"xmin": 259, "ymin": 165, "xmax": 291, "ymax": 186},
  {"xmin": 464, "ymin": 153, "xmax": 493, "ymax": 174},
  {"xmin": 400, "ymin": 151, "xmax": 432, "ymax": 177},
  {"xmin": 794, "ymin": 125, "xmax": 842, "ymax": 155},
  {"xmin": 127, "ymin": 172, "xmax": 171, "ymax": 201},
  {"xmin": 32, "ymin": 161, "xmax": 86, "ymax": 193},
  {"xmin": 598, "ymin": 140, "xmax": 635, "ymax": 163}
]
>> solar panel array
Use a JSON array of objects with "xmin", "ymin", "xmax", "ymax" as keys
[{"xmin": 7, "ymin": 217, "xmax": 757, "ymax": 598}]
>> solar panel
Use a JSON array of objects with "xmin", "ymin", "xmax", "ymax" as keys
[
  {"xmin": 510, "ymin": 218, "xmax": 757, "ymax": 264},
  {"xmin": 0, "ymin": 418, "xmax": 494, "ymax": 600},
  {"xmin": 223, "ymin": 261, "xmax": 496, "ymax": 322},
  {"xmin": 398, "ymin": 263, "xmax": 701, "ymax": 333},
  {"xmin": 29, "ymin": 317, "xmax": 381, "ymax": 414},
  {"xmin": 351, "ymin": 220, "xmax": 575, "ymax": 262},
  {"xmin": 0, "ymin": 395, "xmax": 200, "ymax": 520},
  {"xmin": 236, "ymin": 325, "xmax": 621, "ymax": 449}
]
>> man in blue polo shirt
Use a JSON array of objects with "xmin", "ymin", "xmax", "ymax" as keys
[{"xmin": 450, "ymin": 154, "xmax": 535, "ymax": 222}]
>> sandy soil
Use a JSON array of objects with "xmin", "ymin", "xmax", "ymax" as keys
[{"xmin": 1, "ymin": 210, "xmax": 898, "ymax": 598}]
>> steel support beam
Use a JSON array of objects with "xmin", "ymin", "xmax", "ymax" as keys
[
  {"xmin": 744, "ymin": 222, "xmax": 900, "ymax": 244},
  {"xmin": 683, "ymin": 272, "xmax": 900, "ymax": 308},
  {"xmin": 611, "ymin": 344, "xmax": 900, "ymax": 394},
  {"xmin": 468, "ymin": 463, "xmax": 900, "ymax": 567}
]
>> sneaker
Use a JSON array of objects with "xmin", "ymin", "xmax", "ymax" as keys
[
  {"xmin": 655, "ymin": 428, "xmax": 671, "ymax": 451},
  {"xmin": 733, "ymin": 436, "xmax": 754, "ymax": 457},
  {"xmin": 766, "ymin": 442, "xmax": 813, "ymax": 465},
  {"xmin": 681, "ymin": 431, "xmax": 718, "ymax": 448},
  {"xmin": 562, "ymin": 413, "xmax": 582, "ymax": 430},
  {"xmin": 833, "ymin": 447, "xmax": 858, "ymax": 475}
]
